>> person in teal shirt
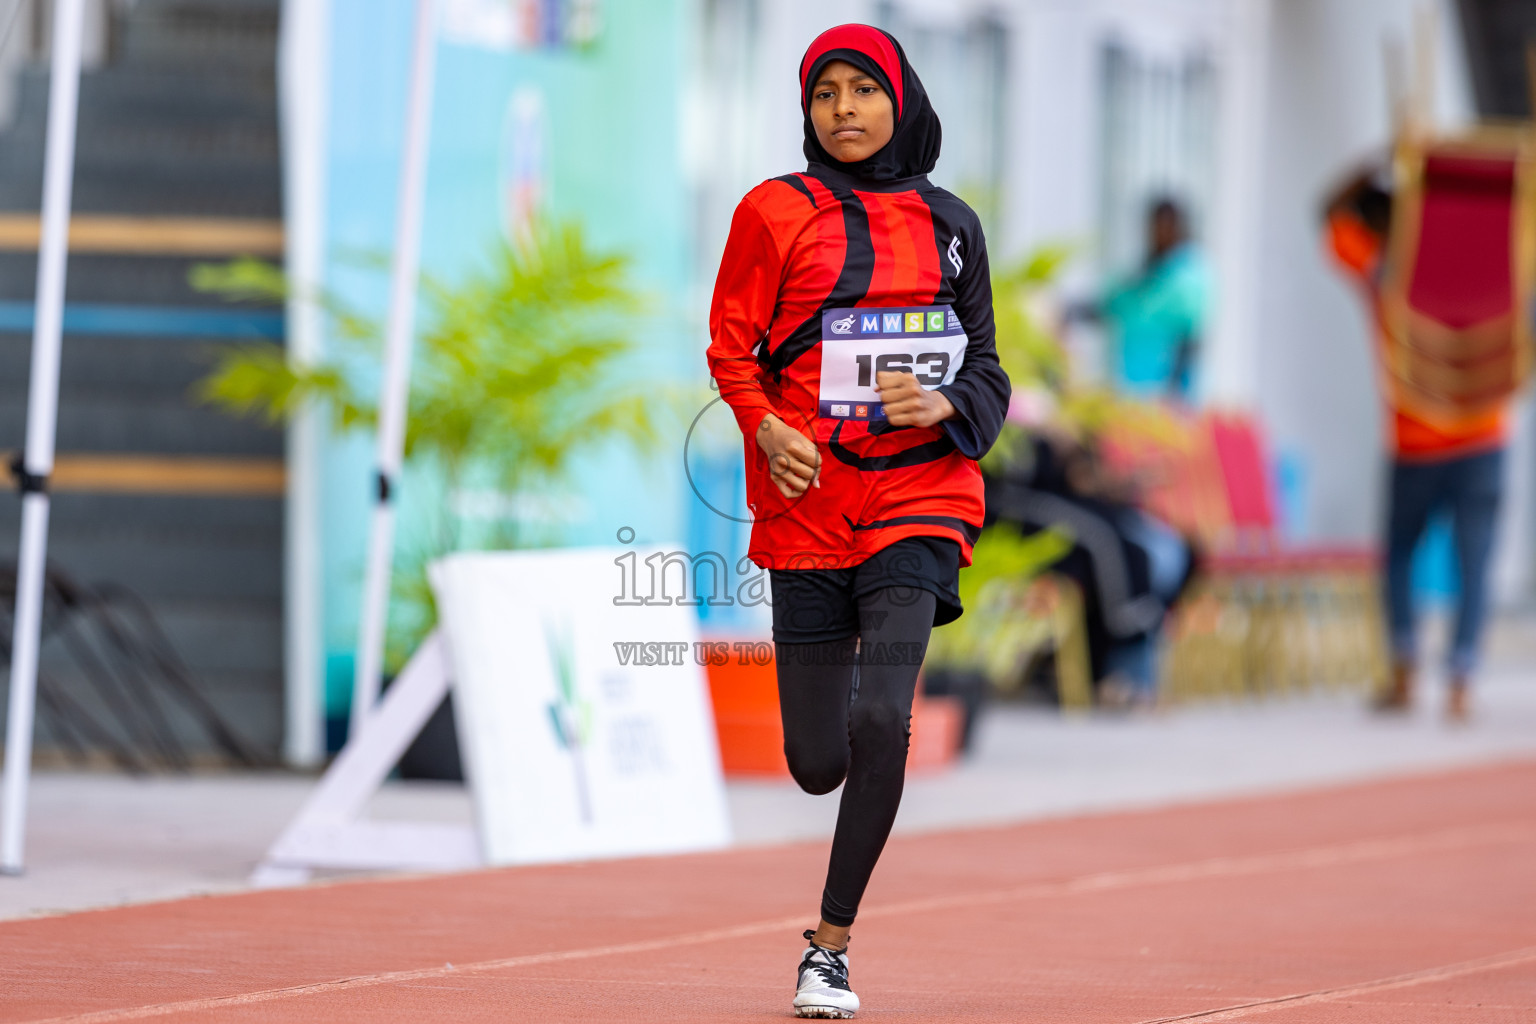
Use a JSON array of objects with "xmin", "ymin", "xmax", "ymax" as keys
[{"xmin": 1100, "ymin": 198, "xmax": 1211, "ymax": 402}]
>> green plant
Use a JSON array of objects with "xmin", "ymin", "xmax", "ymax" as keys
[
  {"xmin": 924, "ymin": 248, "xmax": 1083, "ymax": 679},
  {"xmin": 192, "ymin": 219, "xmax": 664, "ymax": 665},
  {"xmin": 926, "ymin": 523, "xmax": 1073, "ymax": 684},
  {"xmin": 991, "ymin": 242, "xmax": 1074, "ymax": 394},
  {"xmin": 982, "ymin": 243, "xmax": 1084, "ymax": 475}
]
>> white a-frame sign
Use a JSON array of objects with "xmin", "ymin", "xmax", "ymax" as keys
[{"xmin": 253, "ymin": 547, "xmax": 732, "ymax": 885}]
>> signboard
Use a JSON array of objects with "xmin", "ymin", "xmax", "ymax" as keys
[{"xmin": 430, "ymin": 547, "xmax": 731, "ymax": 865}]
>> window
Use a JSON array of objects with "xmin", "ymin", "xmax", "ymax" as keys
[{"xmin": 878, "ymin": 4, "xmax": 1009, "ymax": 237}]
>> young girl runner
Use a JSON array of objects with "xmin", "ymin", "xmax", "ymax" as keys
[{"xmin": 707, "ymin": 24, "xmax": 1011, "ymax": 1019}]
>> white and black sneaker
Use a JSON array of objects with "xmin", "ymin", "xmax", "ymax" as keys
[{"xmin": 793, "ymin": 929, "xmax": 859, "ymax": 1018}]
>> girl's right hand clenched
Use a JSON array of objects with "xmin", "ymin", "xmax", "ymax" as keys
[{"xmin": 756, "ymin": 414, "xmax": 822, "ymax": 498}]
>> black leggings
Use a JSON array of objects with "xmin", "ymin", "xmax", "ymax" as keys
[{"xmin": 776, "ymin": 586, "xmax": 936, "ymax": 927}]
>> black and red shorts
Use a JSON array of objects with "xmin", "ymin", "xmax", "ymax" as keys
[{"xmin": 768, "ymin": 536, "xmax": 962, "ymax": 644}]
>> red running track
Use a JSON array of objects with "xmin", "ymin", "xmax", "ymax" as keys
[{"xmin": 2, "ymin": 760, "xmax": 1535, "ymax": 1022}]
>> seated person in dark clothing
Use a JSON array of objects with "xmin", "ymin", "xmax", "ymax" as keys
[{"xmin": 985, "ymin": 430, "xmax": 1194, "ymax": 705}]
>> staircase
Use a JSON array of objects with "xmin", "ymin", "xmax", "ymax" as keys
[{"xmin": 0, "ymin": 0, "xmax": 286, "ymax": 759}]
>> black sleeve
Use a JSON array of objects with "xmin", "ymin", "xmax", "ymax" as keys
[{"xmin": 937, "ymin": 216, "xmax": 1012, "ymax": 460}]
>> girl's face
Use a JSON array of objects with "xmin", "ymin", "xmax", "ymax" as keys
[{"xmin": 809, "ymin": 60, "xmax": 894, "ymax": 164}]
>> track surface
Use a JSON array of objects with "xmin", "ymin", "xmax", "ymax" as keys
[{"xmin": 2, "ymin": 760, "xmax": 1534, "ymax": 1022}]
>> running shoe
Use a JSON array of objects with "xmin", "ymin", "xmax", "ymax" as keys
[{"xmin": 793, "ymin": 929, "xmax": 859, "ymax": 1018}]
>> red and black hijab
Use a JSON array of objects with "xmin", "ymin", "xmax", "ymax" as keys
[{"xmin": 799, "ymin": 23, "xmax": 941, "ymax": 182}]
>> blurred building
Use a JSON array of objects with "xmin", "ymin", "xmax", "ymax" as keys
[{"xmin": 0, "ymin": 0, "xmax": 1531, "ymax": 766}]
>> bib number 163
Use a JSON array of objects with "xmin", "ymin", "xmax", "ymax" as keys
[{"xmin": 856, "ymin": 351, "xmax": 952, "ymax": 387}]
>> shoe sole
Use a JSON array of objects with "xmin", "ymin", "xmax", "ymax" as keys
[{"xmin": 794, "ymin": 1008, "xmax": 855, "ymax": 1019}]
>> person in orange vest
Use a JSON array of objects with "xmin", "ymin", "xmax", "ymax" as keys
[{"xmin": 1323, "ymin": 164, "xmax": 1511, "ymax": 722}]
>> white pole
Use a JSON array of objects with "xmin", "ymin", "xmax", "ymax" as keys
[
  {"xmin": 278, "ymin": 0, "xmax": 331, "ymax": 767},
  {"xmin": 2, "ymin": 0, "xmax": 87, "ymax": 876},
  {"xmin": 1205, "ymin": 0, "xmax": 1272, "ymax": 407},
  {"xmin": 351, "ymin": 0, "xmax": 438, "ymax": 736}
]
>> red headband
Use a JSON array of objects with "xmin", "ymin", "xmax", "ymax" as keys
[{"xmin": 799, "ymin": 24, "xmax": 904, "ymax": 119}]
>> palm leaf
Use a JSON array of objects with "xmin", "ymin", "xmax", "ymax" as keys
[{"xmin": 191, "ymin": 217, "xmax": 658, "ymax": 672}]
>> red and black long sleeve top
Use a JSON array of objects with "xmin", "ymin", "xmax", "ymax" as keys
[{"xmin": 707, "ymin": 161, "xmax": 1011, "ymax": 570}]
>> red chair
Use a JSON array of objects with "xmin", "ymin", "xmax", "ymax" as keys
[
  {"xmin": 1187, "ymin": 411, "xmax": 1384, "ymax": 696},
  {"xmin": 1201, "ymin": 412, "xmax": 1375, "ymax": 567},
  {"xmin": 1075, "ymin": 407, "xmax": 1386, "ymax": 701},
  {"xmin": 1204, "ymin": 412, "xmax": 1275, "ymax": 554},
  {"xmin": 1382, "ymin": 131, "xmax": 1536, "ymax": 427},
  {"xmin": 1098, "ymin": 406, "xmax": 1230, "ymax": 547}
]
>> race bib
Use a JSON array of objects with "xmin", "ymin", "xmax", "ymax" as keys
[{"xmin": 818, "ymin": 306, "xmax": 967, "ymax": 421}]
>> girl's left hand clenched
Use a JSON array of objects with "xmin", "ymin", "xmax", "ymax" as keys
[{"xmin": 875, "ymin": 370, "xmax": 956, "ymax": 428}]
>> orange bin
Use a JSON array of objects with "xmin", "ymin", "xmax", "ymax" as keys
[{"xmin": 704, "ymin": 641, "xmax": 963, "ymax": 777}]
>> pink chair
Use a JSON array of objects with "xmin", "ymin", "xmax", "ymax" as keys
[{"xmin": 1163, "ymin": 412, "xmax": 1384, "ymax": 698}]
